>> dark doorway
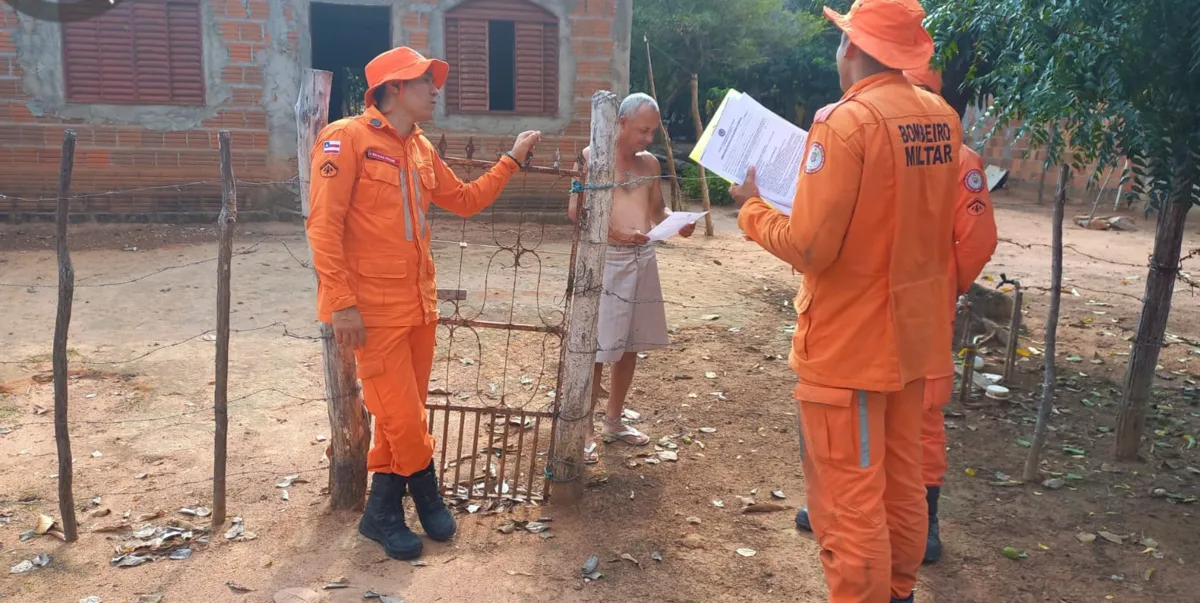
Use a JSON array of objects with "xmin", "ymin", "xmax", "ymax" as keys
[{"xmin": 311, "ymin": 3, "xmax": 392, "ymax": 122}]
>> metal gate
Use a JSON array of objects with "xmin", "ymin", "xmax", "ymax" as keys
[{"xmin": 424, "ymin": 141, "xmax": 582, "ymax": 511}]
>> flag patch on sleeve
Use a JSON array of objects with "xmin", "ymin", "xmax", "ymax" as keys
[{"xmin": 323, "ymin": 141, "xmax": 341, "ymax": 155}]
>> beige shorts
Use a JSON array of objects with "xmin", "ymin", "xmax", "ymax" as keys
[{"xmin": 595, "ymin": 244, "xmax": 670, "ymax": 363}]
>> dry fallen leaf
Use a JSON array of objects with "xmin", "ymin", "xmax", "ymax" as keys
[
  {"xmin": 1077, "ymin": 533, "xmax": 1098, "ymax": 544},
  {"xmin": 743, "ymin": 502, "xmax": 790, "ymax": 514},
  {"xmin": 1098, "ymin": 531, "xmax": 1126, "ymax": 545},
  {"xmin": 226, "ymin": 581, "xmax": 253, "ymax": 594}
]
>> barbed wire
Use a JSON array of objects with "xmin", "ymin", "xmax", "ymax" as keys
[
  {"xmin": 0, "ymin": 321, "xmax": 307, "ymax": 366},
  {"xmin": 0, "ymin": 387, "xmax": 326, "ymax": 431},
  {"xmin": 0, "ymin": 243, "xmax": 267, "ymax": 289},
  {"xmin": 0, "ymin": 178, "xmax": 299, "ymax": 204},
  {"xmin": 995, "ymin": 239, "xmax": 1198, "ymax": 296}
]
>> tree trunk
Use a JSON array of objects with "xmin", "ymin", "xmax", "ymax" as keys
[
  {"xmin": 644, "ymin": 35, "xmax": 683, "ymax": 212},
  {"xmin": 52, "ymin": 130, "xmax": 79, "ymax": 542},
  {"xmin": 689, "ymin": 73, "xmax": 714, "ymax": 236},
  {"xmin": 1023, "ymin": 164, "xmax": 1069, "ymax": 482},
  {"xmin": 547, "ymin": 90, "xmax": 619, "ymax": 504},
  {"xmin": 1115, "ymin": 156, "xmax": 1195, "ymax": 460}
]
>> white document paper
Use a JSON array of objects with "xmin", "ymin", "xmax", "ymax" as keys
[
  {"xmin": 647, "ymin": 211, "xmax": 708, "ymax": 242},
  {"xmin": 688, "ymin": 90, "xmax": 809, "ymax": 216}
]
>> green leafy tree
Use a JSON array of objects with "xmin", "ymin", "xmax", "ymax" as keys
[
  {"xmin": 629, "ymin": 0, "xmax": 836, "ymax": 136},
  {"xmin": 927, "ymin": 0, "xmax": 1199, "ymax": 461}
]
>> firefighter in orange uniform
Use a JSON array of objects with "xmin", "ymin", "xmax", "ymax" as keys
[
  {"xmin": 305, "ymin": 46, "xmax": 541, "ymax": 560},
  {"xmin": 793, "ymin": 64, "xmax": 1000, "ymax": 567},
  {"xmin": 729, "ymin": 1, "xmax": 962, "ymax": 601}
]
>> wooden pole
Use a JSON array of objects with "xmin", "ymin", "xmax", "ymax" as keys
[
  {"xmin": 52, "ymin": 130, "xmax": 79, "ymax": 543},
  {"xmin": 298, "ymin": 69, "xmax": 333, "ymax": 218},
  {"xmin": 688, "ymin": 73, "xmax": 714, "ymax": 236},
  {"xmin": 1084, "ymin": 164, "xmax": 1116, "ymax": 224},
  {"xmin": 956, "ymin": 304, "xmax": 976, "ymax": 405},
  {"xmin": 1002, "ymin": 281, "xmax": 1023, "ymax": 384},
  {"xmin": 1023, "ymin": 164, "xmax": 1069, "ymax": 482},
  {"xmin": 1113, "ymin": 159, "xmax": 1130, "ymax": 211},
  {"xmin": 212, "ymin": 131, "xmax": 237, "ymax": 529},
  {"xmin": 644, "ymin": 35, "xmax": 683, "ymax": 211},
  {"xmin": 547, "ymin": 90, "xmax": 619, "ymax": 504},
  {"xmin": 296, "ymin": 68, "xmax": 370, "ymax": 510}
]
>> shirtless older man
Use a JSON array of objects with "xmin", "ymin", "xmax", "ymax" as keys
[{"xmin": 569, "ymin": 93, "xmax": 695, "ymax": 462}]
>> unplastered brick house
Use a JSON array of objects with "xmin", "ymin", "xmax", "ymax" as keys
[{"xmin": 0, "ymin": 0, "xmax": 632, "ymax": 221}]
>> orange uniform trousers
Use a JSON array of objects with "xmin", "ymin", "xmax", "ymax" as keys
[
  {"xmin": 921, "ymin": 375, "xmax": 953, "ymax": 487},
  {"xmin": 797, "ymin": 378, "xmax": 927, "ymax": 603},
  {"xmin": 355, "ymin": 324, "xmax": 438, "ymax": 477}
]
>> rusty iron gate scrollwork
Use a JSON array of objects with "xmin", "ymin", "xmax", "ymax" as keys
[{"xmin": 424, "ymin": 136, "xmax": 583, "ymax": 511}]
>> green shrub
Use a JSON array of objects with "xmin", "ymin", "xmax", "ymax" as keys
[{"xmin": 680, "ymin": 163, "xmax": 734, "ymax": 206}]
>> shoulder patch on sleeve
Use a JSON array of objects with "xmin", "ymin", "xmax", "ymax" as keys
[
  {"xmin": 804, "ymin": 142, "xmax": 826, "ymax": 174},
  {"xmin": 318, "ymin": 160, "xmax": 339, "ymax": 178},
  {"xmin": 963, "ymin": 168, "xmax": 985, "ymax": 193}
]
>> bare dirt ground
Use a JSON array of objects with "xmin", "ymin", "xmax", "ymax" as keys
[{"xmin": 2, "ymin": 189, "xmax": 1200, "ymax": 603}]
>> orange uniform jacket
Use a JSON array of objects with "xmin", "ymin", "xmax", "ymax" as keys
[
  {"xmin": 739, "ymin": 72, "xmax": 963, "ymax": 393},
  {"xmin": 306, "ymin": 106, "xmax": 521, "ymax": 327}
]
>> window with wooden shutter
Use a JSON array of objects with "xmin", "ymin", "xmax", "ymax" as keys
[
  {"xmin": 443, "ymin": 0, "xmax": 558, "ymax": 116},
  {"xmin": 62, "ymin": 0, "xmax": 205, "ymax": 105}
]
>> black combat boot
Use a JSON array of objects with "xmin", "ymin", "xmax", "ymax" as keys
[
  {"xmin": 405, "ymin": 460, "xmax": 457, "ymax": 541},
  {"xmin": 795, "ymin": 507, "xmax": 813, "ymax": 532},
  {"xmin": 924, "ymin": 485, "xmax": 942, "ymax": 564},
  {"xmin": 358, "ymin": 472, "xmax": 423, "ymax": 560},
  {"xmin": 890, "ymin": 593, "xmax": 915, "ymax": 603}
]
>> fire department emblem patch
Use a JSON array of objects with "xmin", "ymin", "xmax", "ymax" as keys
[
  {"xmin": 964, "ymin": 169, "xmax": 985, "ymax": 193},
  {"xmin": 804, "ymin": 143, "xmax": 825, "ymax": 174}
]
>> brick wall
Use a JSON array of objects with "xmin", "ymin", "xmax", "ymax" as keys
[
  {"xmin": 972, "ymin": 117, "xmax": 1129, "ymax": 200},
  {"xmin": 0, "ymin": 0, "xmax": 279, "ymax": 220}
]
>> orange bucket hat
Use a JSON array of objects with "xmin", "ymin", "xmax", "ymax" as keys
[
  {"xmin": 904, "ymin": 64, "xmax": 943, "ymax": 94},
  {"xmin": 363, "ymin": 46, "xmax": 450, "ymax": 108},
  {"xmin": 824, "ymin": 0, "xmax": 934, "ymax": 71}
]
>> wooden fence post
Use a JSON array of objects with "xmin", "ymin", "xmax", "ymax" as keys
[
  {"xmin": 53, "ymin": 130, "xmax": 79, "ymax": 543},
  {"xmin": 547, "ymin": 90, "xmax": 619, "ymax": 504},
  {"xmin": 688, "ymin": 73, "xmax": 714, "ymax": 236},
  {"xmin": 644, "ymin": 35, "xmax": 682, "ymax": 211},
  {"xmin": 295, "ymin": 68, "xmax": 370, "ymax": 511},
  {"xmin": 212, "ymin": 130, "xmax": 237, "ymax": 529}
]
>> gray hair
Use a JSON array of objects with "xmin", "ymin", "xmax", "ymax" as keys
[{"xmin": 619, "ymin": 92, "xmax": 659, "ymax": 118}]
